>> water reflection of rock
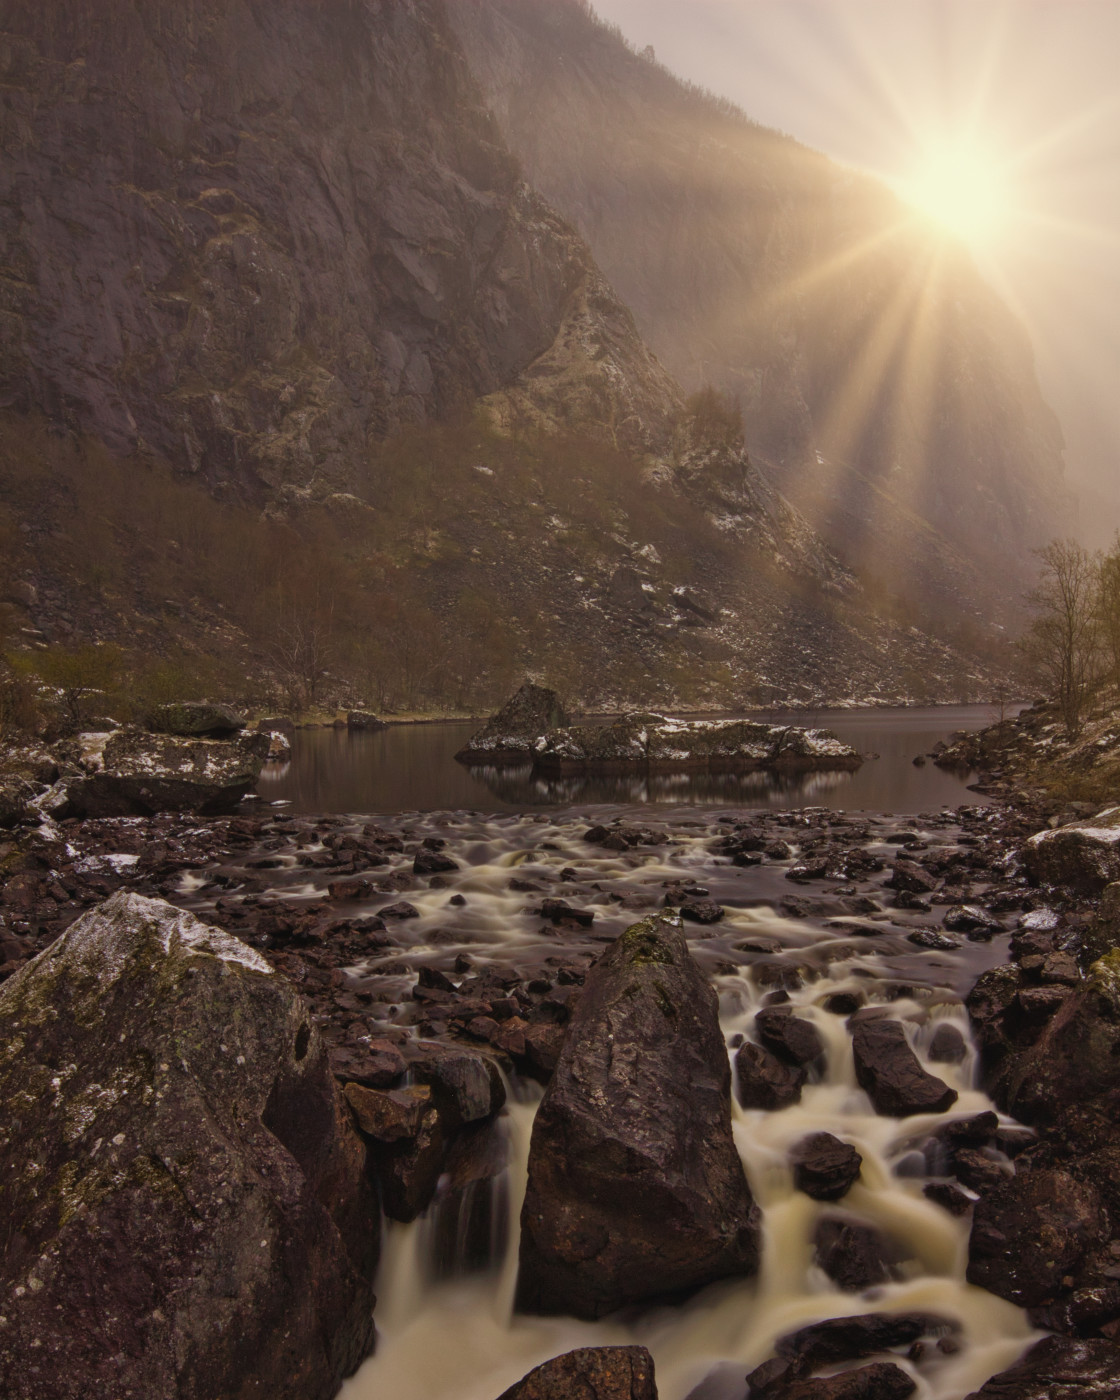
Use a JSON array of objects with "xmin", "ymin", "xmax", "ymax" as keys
[{"xmin": 470, "ymin": 763, "xmax": 856, "ymax": 807}]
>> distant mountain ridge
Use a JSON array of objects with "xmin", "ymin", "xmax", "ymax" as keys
[{"xmin": 448, "ymin": 0, "xmax": 1074, "ymax": 620}]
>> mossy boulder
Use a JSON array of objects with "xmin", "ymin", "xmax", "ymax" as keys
[
  {"xmin": 0, "ymin": 892, "xmax": 378, "ymax": 1400},
  {"xmin": 516, "ymin": 912, "xmax": 760, "ymax": 1318}
]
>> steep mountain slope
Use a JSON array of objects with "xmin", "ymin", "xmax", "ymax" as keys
[
  {"xmin": 449, "ymin": 0, "xmax": 1074, "ymax": 621},
  {"xmin": 0, "ymin": 0, "xmax": 1019, "ymax": 708}
]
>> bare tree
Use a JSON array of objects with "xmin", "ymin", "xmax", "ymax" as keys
[
  {"xmin": 1021, "ymin": 538, "xmax": 1101, "ymax": 735},
  {"xmin": 1097, "ymin": 533, "xmax": 1120, "ymax": 686}
]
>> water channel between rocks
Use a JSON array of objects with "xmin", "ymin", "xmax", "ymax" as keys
[{"xmin": 218, "ymin": 706, "xmax": 1035, "ymax": 1399}]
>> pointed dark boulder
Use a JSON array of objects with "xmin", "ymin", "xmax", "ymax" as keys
[
  {"xmin": 455, "ymin": 683, "xmax": 569, "ymax": 765},
  {"xmin": 516, "ymin": 912, "xmax": 760, "ymax": 1319}
]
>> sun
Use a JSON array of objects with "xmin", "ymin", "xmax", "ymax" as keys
[{"xmin": 895, "ymin": 139, "xmax": 1013, "ymax": 251}]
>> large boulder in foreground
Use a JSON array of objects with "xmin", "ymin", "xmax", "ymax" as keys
[
  {"xmin": 63, "ymin": 727, "xmax": 269, "ymax": 816},
  {"xmin": 455, "ymin": 683, "xmax": 569, "ymax": 764},
  {"xmin": 516, "ymin": 912, "xmax": 760, "ymax": 1319},
  {"xmin": 1021, "ymin": 807, "xmax": 1120, "ymax": 893},
  {"xmin": 0, "ymin": 892, "xmax": 378, "ymax": 1400},
  {"xmin": 496, "ymin": 1346, "xmax": 657, "ymax": 1400}
]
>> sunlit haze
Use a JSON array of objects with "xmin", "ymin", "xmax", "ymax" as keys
[{"xmin": 592, "ymin": 0, "xmax": 1120, "ymax": 544}]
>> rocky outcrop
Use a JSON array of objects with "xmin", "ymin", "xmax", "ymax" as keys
[
  {"xmin": 0, "ymin": 892, "xmax": 378, "ymax": 1400},
  {"xmin": 61, "ymin": 727, "xmax": 269, "ymax": 816},
  {"xmin": 516, "ymin": 912, "xmax": 760, "ymax": 1318},
  {"xmin": 455, "ymin": 683, "xmax": 569, "ymax": 764},
  {"xmin": 963, "ymin": 1336, "xmax": 1120, "ymax": 1399},
  {"xmin": 0, "ymin": 0, "xmax": 679, "ymax": 492},
  {"xmin": 532, "ymin": 713, "xmax": 861, "ymax": 775},
  {"xmin": 496, "ymin": 1347, "xmax": 658, "ymax": 1400}
]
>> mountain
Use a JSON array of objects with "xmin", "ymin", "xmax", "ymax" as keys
[
  {"xmin": 448, "ymin": 0, "xmax": 1074, "ymax": 622},
  {"xmin": 0, "ymin": 0, "xmax": 1035, "ymax": 709}
]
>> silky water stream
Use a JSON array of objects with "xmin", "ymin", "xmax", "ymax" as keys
[{"xmin": 194, "ymin": 804, "xmax": 1038, "ymax": 1399}]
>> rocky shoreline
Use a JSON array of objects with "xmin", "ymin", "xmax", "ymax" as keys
[{"xmin": 2, "ymin": 709, "xmax": 1120, "ymax": 1396}]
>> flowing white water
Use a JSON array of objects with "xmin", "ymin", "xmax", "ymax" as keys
[
  {"xmin": 333, "ymin": 825, "xmax": 1037, "ymax": 1400},
  {"xmin": 180, "ymin": 804, "xmax": 1035, "ymax": 1399}
]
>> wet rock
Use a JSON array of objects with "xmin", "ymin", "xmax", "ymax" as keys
[
  {"xmin": 147, "ymin": 701, "xmax": 246, "ymax": 737},
  {"xmin": 886, "ymin": 860, "xmax": 938, "ymax": 895},
  {"xmin": 496, "ymin": 1346, "xmax": 658, "ymax": 1400},
  {"xmin": 755, "ymin": 1007, "xmax": 825, "ymax": 1068},
  {"xmin": 814, "ymin": 1215, "xmax": 902, "ymax": 1291},
  {"xmin": 63, "ymin": 728, "xmax": 269, "ymax": 817},
  {"xmin": 0, "ymin": 776, "xmax": 36, "ymax": 828},
  {"xmin": 539, "ymin": 898, "xmax": 595, "ymax": 928},
  {"xmin": 455, "ymin": 683, "xmax": 569, "ymax": 765},
  {"xmin": 516, "ymin": 912, "xmax": 760, "ymax": 1318},
  {"xmin": 927, "ymin": 1023, "xmax": 968, "ymax": 1064},
  {"xmin": 381, "ymin": 900, "xmax": 420, "ymax": 919},
  {"xmin": 330, "ymin": 1037, "xmax": 406, "ymax": 1088},
  {"xmin": 735, "ymin": 1040, "xmax": 806, "ymax": 1110},
  {"xmin": 852, "ymin": 1018, "xmax": 958, "ymax": 1117},
  {"xmin": 375, "ymin": 1103, "xmax": 445, "ymax": 1222},
  {"xmin": 943, "ymin": 905, "xmax": 1002, "ymax": 938},
  {"xmin": 679, "ymin": 899, "xmax": 725, "ymax": 925},
  {"xmin": 0, "ymin": 892, "xmax": 378, "ymax": 1400},
  {"xmin": 923, "ymin": 1182, "xmax": 973, "ymax": 1216},
  {"xmin": 414, "ymin": 849, "xmax": 460, "ymax": 875},
  {"xmin": 774, "ymin": 1363, "xmax": 917, "ymax": 1400},
  {"xmin": 344, "ymin": 1082, "xmax": 431, "ymax": 1141},
  {"xmin": 774, "ymin": 1313, "xmax": 958, "ymax": 1370},
  {"xmin": 790, "ymin": 1132, "xmax": 862, "ymax": 1200},
  {"xmin": 963, "ymin": 1335, "xmax": 1120, "ymax": 1399},
  {"xmin": 968, "ymin": 1165, "xmax": 1105, "ymax": 1307},
  {"xmin": 408, "ymin": 1045, "xmax": 506, "ymax": 1131},
  {"xmin": 951, "ymin": 1147, "xmax": 1009, "ymax": 1194}
]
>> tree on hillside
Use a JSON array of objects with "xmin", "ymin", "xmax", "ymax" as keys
[
  {"xmin": 1096, "ymin": 533, "xmax": 1120, "ymax": 686},
  {"xmin": 1021, "ymin": 538, "xmax": 1101, "ymax": 735}
]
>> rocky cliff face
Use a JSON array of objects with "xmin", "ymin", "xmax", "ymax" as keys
[
  {"xmin": 448, "ymin": 0, "xmax": 1074, "ymax": 616},
  {"xmin": 0, "ymin": 0, "xmax": 684, "ymax": 493}
]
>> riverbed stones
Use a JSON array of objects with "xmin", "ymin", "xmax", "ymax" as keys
[
  {"xmin": 0, "ymin": 891, "xmax": 378, "ymax": 1400},
  {"xmin": 516, "ymin": 912, "xmax": 760, "ymax": 1319},
  {"xmin": 735, "ymin": 1039, "xmax": 806, "ymax": 1110},
  {"xmin": 814, "ymin": 1215, "xmax": 903, "ymax": 1291},
  {"xmin": 496, "ymin": 1346, "xmax": 658, "ymax": 1400},
  {"xmin": 851, "ymin": 1018, "xmax": 958, "ymax": 1117}
]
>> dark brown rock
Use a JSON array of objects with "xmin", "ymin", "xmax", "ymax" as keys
[
  {"xmin": 963, "ymin": 1335, "xmax": 1120, "ymax": 1399},
  {"xmin": 496, "ymin": 1346, "xmax": 658, "ymax": 1400},
  {"xmin": 344, "ymin": 1082, "xmax": 431, "ymax": 1141},
  {"xmin": 927, "ymin": 1023, "xmax": 968, "ymax": 1064},
  {"xmin": 967, "ymin": 1167, "xmax": 1105, "ymax": 1307},
  {"xmin": 778, "ymin": 1363, "xmax": 917, "ymax": 1400},
  {"xmin": 516, "ymin": 913, "xmax": 760, "ymax": 1319},
  {"xmin": 456, "ymin": 685, "xmax": 570, "ymax": 765},
  {"xmin": 755, "ymin": 1007, "xmax": 825, "ymax": 1067},
  {"xmin": 735, "ymin": 1040, "xmax": 806, "ymax": 1110},
  {"xmin": 775, "ymin": 1313, "xmax": 958, "ymax": 1370},
  {"xmin": 790, "ymin": 1132, "xmax": 862, "ymax": 1200},
  {"xmin": 814, "ymin": 1215, "xmax": 903, "ymax": 1291},
  {"xmin": 0, "ymin": 892, "xmax": 378, "ymax": 1400},
  {"xmin": 851, "ymin": 1019, "xmax": 958, "ymax": 1117}
]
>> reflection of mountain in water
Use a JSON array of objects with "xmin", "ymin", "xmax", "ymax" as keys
[{"xmin": 470, "ymin": 764, "xmax": 856, "ymax": 808}]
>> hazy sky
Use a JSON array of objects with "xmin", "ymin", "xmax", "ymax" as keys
[{"xmin": 592, "ymin": 0, "xmax": 1120, "ymax": 545}]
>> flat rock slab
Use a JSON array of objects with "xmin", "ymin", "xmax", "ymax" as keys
[
  {"xmin": 496, "ymin": 1346, "xmax": 658, "ymax": 1399},
  {"xmin": 516, "ymin": 912, "xmax": 760, "ymax": 1318},
  {"xmin": 0, "ymin": 892, "xmax": 377, "ymax": 1400},
  {"xmin": 851, "ymin": 1018, "xmax": 958, "ymax": 1116}
]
